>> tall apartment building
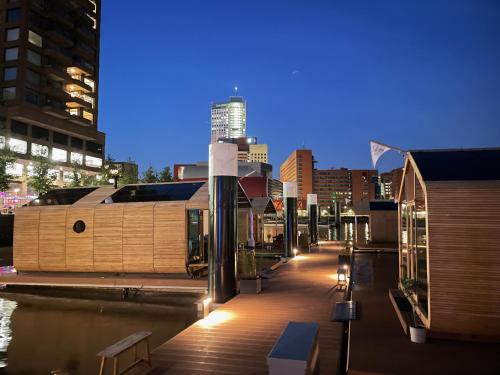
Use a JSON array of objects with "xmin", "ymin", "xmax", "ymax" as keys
[
  {"xmin": 0, "ymin": 0, "xmax": 104, "ymax": 194},
  {"xmin": 211, "ymin": 96, "xmax": 246, "ymax": 143},
  {"xmin": 279, "ymin": 149, "xmax": 314, "ymax": 202},
  {"xmin": 351, "ymin": 169, "xmax": 379, "ymax": 211},
  {"xmin": 380, "ymin": 167, "xmax": 403, "ymax": 200},
  {"xmin": 313, "ymin": 168, "xmax": 351, "ymax": 208}
]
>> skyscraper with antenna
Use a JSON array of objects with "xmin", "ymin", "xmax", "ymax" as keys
[{"xmin": 211, "ymin": 95, "xmax": 246, "ymax": 143}]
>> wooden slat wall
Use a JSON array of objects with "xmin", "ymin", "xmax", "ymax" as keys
[
  {"xmin": 13, "ymin": 207, "xmax": 40, "ymax": 271},
  {"xmin": 123, "ymin": 203, "xmax": 154, "ymax": 272},
  {"xmin": 66, "ymin": 207, "xmax": 94, "ymax": 271},
  {"xmin": 93, "ymin": 204, "xmax": 123, "ymax": 272},
  {"xmin": 426, "ymin": 180, "xmax": 500, "ymax": 336},
  {"xmin": 154, "ymin": 202, "xmax": 186, "ymax": 273},
  {"xmin": 38, "ymin": 207, "xmax": 67, "ymax": 271}
]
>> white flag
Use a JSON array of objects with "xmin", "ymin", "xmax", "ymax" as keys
[{"xmin": 370, "ymin": 141, "xmax": 400, "ymax": 168}]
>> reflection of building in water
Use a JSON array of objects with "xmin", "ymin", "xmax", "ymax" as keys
[{"xmin": 0, "ymin": 299, "xmax": 17, "ymax": 368}]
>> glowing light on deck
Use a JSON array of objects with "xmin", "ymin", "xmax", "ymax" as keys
[
  {"xmin": 197, "ymin": 310, "xmax": 233, "ymax": 328},
  {"xmin": 293, "ymin": 248, "xmax": 298, "ymax": 256},
  {"xmin": 293, "ymin": 255, "xmax": 308, "ymax": 261}
]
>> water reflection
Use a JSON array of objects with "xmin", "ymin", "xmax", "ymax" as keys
[
  {"xmin": 0, "ymin": 299, "xmax": 17, "ymax": 368},
  {"xmin": 0, "ymin": 293, "xmax": 197, "ymax": 375}
]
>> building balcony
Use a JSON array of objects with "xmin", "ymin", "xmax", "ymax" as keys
[
  {"xmin": 66, "ymin": 92, "xmax": 93, "ymax": 110},
  {"xmin": 43, "ymin": 100, "xmax": 69, "ymax": 119},
  {"xmin": 67, "ymin": 108, "xmax": 93, "ymax": 126},
  {"xmin": 44, "ymin": 46, "xmax": 73, "ymax": 66},
  {"xmin": 78, "ymin": 0, "xmax": 97, "ymax": 13},
  {"xmin": 49, "ymin": 10, "xmax": 74, "ymax": 29},
  {"xmin": 73, "ymin": 43, "xmax": 95, "ymax": 60},
  {"xmin": 43, "ymin": 85, "xmax": 71, "ymax": 102},
  {"xmin": 47, "ymin": 27, "xmax": 74, "ymax": 48},
  {"xmin": 66, "ymin": 78, "xmax": 93, "ymax": 93},
  {"xmin": 75, "ymin": 25, "xmax": 95, "ymax": 44},
  {"xmin": 74, "ymin": 8, "xmax": 95, "ymax": 28},
  {"xmin": 44, "ymin": 64, "xmax": 72, "ymax": 82}
]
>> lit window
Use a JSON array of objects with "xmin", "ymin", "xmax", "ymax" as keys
[
  {"xmin": 6, "ymin": 163, "xmax": 23, "ymax": 177},
  {"xmin": 27, "ymin": 49, "xmax": 41, "ymax": 66},
  {"xmin": 31, "ymin": 143, "xmax": 49, "ymax": 157},
  {"xmin": 6, "ymin": 27, "xmax": 19, "ymax": 41},
  {"xmin": 83, "ymin": 110, "xmax": 93, "ymax": 123},
  {"xmin": 4, "ymin": 47, "xmax": 18, "ymax": 61},
  {"xmin": 28, "ymin": 30, "xmax": 42, "ymax": 47},
  {"xmin": 51, "ymin": 148, "xmax": 67, "ymax": 162},
  {"xmin": 8, "ymin": 138, "xmax": 27, "ymax": 154},
  {"xmin": 71, "ymin": 152, "xmax": 83, "ymax": 165},
  {"xmin": 85, "ymin": 155, "xmax": 102, "ymax": 168}
]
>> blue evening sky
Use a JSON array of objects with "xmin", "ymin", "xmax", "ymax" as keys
[{"xmin": 99, "ymin": 0, "xmax": 500, "ymax": 175}]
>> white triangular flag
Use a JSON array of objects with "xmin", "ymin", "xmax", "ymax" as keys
[{"xmin": 370, "ymin": 141, "xmax": 403, "ymax": 168}]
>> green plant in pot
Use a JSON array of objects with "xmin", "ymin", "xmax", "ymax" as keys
[
  {"xmin": 400, "ymin": 277, "xmax": 426, "ymax": 344},
  {"xmin": 238, "ymin": 250, "xmax": 261, "ymax": 294}
]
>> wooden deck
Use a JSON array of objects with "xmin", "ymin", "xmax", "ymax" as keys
[
  {"xmin": 129, "ymin": 243, "xmax": 345, "ymax": 375},
  {"xmin": 0, "ymin": 273, "xmax": 207, "ymax": 294}
]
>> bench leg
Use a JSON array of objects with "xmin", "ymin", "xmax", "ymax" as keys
[
  {"xmin": 98, "ymin": 357, "xmax": 106, "ymax": 375},
  {"xmin": 145, "ymin": 339, "xmax": 151, "ymax": 366},
  {"xmin": 133, "ymin": 345, "xmax": 137, "ymax": 362},
  {"xmin": 113, "ymin": 357, "xmax": 118, "ymax": 375}
]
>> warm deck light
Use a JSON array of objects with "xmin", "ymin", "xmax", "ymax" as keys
[
  {"xmin": 197, "ymin": 310, "xmax": 233, "ymax": 328},
  {"xmin": 293, "ymin": 248, "xmax": 298, "ymax": 256},
  {"xmin": 337, "ymin": 268, "xmax": 347, "ymax": 285},
  {"xmin": 203, "ymin": 297, "xmax": 212, "ymax": 307}
]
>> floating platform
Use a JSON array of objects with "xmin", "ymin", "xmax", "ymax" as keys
[{"xmin": 0, "ymin": 273, "xmax": 207, "ymax": 294}]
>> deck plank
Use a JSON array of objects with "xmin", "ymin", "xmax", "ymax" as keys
[{"xmin": 130, "ymin": 244, "xmax": 345, "ymax": 374}]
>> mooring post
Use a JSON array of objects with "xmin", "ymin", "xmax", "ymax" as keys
[
  {"xmin": 307, "ymin": 193, "xmax": 318, "ymax": 245},
  {"xmin": 208, "ymin": 143, "xmax": 238, "ymax": 303},
  {"xmin": 283, "ymin": 182, "xmax": 298, "ymax": 258}
]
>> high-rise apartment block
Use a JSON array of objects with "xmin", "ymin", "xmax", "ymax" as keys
[
  {"xmin": 280, "ymin": 149, "xmax": 382, "ymax": 212},
  {"xmin": 380, "ymin": 167, "xmax": 403, "ymax": 200},
  {"xmin": 211, "ymin": 96, "xmax": 246, "ymax": 143},
  {"xmin": 0, "ymin": 0, "xmax": 104, "ymax": 194},
  {"xmin": 313, "ymin": 168, "xmax": 352, "ymax": 207},
  {"xmin": 279, "ymin": 149, "xmax": 314, "ymax": 202}
]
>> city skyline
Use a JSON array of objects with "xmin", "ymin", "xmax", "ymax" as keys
[{"xmin": 99, "ymin": 0, "xmax": 500, "ymax": 173}]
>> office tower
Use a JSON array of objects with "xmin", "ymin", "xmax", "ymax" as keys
[
  {"xmin": 248, "ymin": 143, "xmax": 268, "ymax": 163},
  {"xmin": 279, "ymin": 149, "xmax": 314, "ymax": 202},
  {"xmin": 211, "ymin": 96, "xmax": 246, "ymax": 143},
  {"xmin": 380, "ymin": 167, "xmax": 403, "ymax": 200},
  {"xmin": 0, "ymin": 0, "xmax": 105, "ymax": 194},
  {"xmin": 313, "ymin": 167, "xmax": 352, "ymax": 208}
]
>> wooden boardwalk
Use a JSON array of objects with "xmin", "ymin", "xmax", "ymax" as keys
[
  {"xmin": 129, "ymin": 243, "xmax": 345, "ymax": 375},
  {"xmin": 0, "ymin": 273, "xmax": 207, "ymax": 294}
]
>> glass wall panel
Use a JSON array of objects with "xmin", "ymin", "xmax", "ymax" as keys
[
  {"xmin": 415, "ymin": 178, "xmax": 428, "ymax": 315},
  {"xmin": 188, "ymin": 209, "xmax": 204, "ymax": 265},
  {"xmin": 400, "ymin": 183, "xmax": 408, "ymax": 278}
]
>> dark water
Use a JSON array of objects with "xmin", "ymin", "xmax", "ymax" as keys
[{"xmin": 0, "ymin": 292, "xmax": 197, "ymax": 375}]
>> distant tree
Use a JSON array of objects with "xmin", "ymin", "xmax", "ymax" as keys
[
  {"xmin": 119, "ymin": 157, "xmax": 139, "ymax": 186},
  {"xmin": 158, "ymin": 165, "xmax": 173, "ymax": 182},
  {"xmin": 27, "ymin": 156, "xmax": 57, "ymax": 195},
  {"xmin": 81, "ymin": 172, "xmax": 99, "ymax": 186},
  {"xmin": 99, "ymin": 154, "xmax": 116, "ymax": 185},
  {"xmin": 0, "ymin": 147, "xmax": 16, "ymax": 192},
  {"xmin": 141, "ymin": 165, "xmax": 158, "ymax": 183},
  {"xmin": 67, "ymin": 163, "xmax": 83, "ymax": 188}
]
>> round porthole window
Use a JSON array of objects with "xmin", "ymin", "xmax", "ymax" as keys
[{"xmin": 73, "ymin": 220, "xmax": 86, "ymax": 233}]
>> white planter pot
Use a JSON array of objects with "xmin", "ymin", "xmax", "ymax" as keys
[{"xmin": 409, "ymin": 326, "xmax": 426, "ymax": 344}]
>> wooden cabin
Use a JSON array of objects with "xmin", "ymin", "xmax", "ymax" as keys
[
  {"xmin": 397, "ymin": 148, "xmax": 500, "ymax": 339},
  {"xmin": 13, "ymin": 181, "xmax": 251, "ymax": 275}
]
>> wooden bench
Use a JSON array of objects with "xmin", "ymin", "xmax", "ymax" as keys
[
  {"xmin": 267, "ymin": 321, "xmax": 319, "ymax": 375},
  {"xmin": 97, "ymin": 331, "xmax": 152, "ymax": 375}
]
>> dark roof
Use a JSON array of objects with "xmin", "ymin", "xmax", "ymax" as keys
[
  {"xmin": 29, "ymin": 187, "xmax": 98, "ymax": 206},
  {"xmin": 106, "ymin": 182, "xmax": 204, "ymax": 203},
  {"xmin": 369, "ymin": 201, "xmax": 397, "ymax": 211},
  {"xmin": 410, "ymin": 148, "xmax": 500, "ymax": 181}
]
